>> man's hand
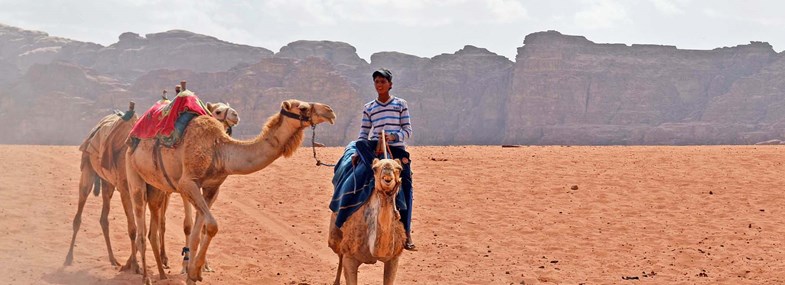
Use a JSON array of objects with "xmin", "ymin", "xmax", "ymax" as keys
[
  {"xmin": 386, "ymin": 133, "xmax": 397, "ymax": 142},
  {"xmin": 351, "ymin": 154, "xmax": 359, "ymax": 166}
]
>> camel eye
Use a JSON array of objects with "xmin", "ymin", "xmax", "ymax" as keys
[{"xmin": 216, "ymin": 111, "xmax": 222, "ymax": 114}]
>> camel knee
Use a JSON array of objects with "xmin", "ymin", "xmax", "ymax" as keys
[
  {"xmin": 72, "ymin": 217, "xmax": 82, "ymax": 231},
  {"xmin": 128, "ymin": 227, "xmax": 137, "ymax": 241},
  {"xmin": 183, "ymin": 224, "xmax": 193, "ymax": 236},
  {"xmin": 203, "ymin": 221, "xmax": 218, "ymax": 237},
  {"xmin": 99, "ymin": 215, "xmax": 110, "ymax": 229},
  {"xmin": 138, "ymin": 236, "xmax": 147, "ymax": 249}
]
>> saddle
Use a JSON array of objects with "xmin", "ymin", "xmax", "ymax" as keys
[{"xmin": 128, "ymin": 90, "xmax": 210, "ymax": 150}]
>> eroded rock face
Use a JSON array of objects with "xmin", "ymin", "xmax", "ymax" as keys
[
  {"xmin": 504, "ymin": 30, "xmax": 779, "ymax": 145},
  {"xmin": 91, "ymin": 30, "xmax": 274, "ymax": 80},
  {"xmin": 0, "ymin": 23, "xmax": 102, "ymax": 71},
  {"xmin": 276, "ymin": 40, "xmax": 370, "ymax": 89},
  {"xmin": 4, "ymin": 24, "xmax": 785, "ymax": 146},
  {"xmin": 0, "ymin": 61, "xmax": 131, "ymax": 144}
]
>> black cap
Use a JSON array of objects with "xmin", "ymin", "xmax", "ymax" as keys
[{"xmin": 372, "ymin": 69, "xmax": 393, "ymax": 82}]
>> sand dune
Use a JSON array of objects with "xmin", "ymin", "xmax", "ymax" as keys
[{"xmin": 1, "ymin": 145, "xmax": 784, "ymax": 284}]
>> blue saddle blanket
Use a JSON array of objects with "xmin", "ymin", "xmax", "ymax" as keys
[{"xmin": 329, "ymin": 140, "xmax": 407, "ymax": 228}]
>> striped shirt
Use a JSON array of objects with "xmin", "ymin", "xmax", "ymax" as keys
[{"xmin": 357, "ymin": 96, "xmax": 413, "ymax": 147}]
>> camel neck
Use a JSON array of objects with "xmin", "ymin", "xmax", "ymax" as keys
[
  {"xmin": 221, "ymin": 115, "xmax": 304, "ymax": 175},
  {"xmin": 365, "ymin": 188, "xmax": 401, "ymax": 258}
]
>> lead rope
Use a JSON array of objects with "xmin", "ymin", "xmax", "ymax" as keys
[{"xmin": 311, "ymin": 125, "xmax": 336, "ymax": 167}]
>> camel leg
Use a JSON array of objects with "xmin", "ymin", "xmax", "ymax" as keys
[
  {"xmin": 117, "ymin": 182, "xmax": 140, "ymax": 273},
  {"xmin": 147, "ymin": 186, "xmax": 168, "ymax": 280},
  {"xmin": 99, "ymin": 180, "xmax": 121, "ymax": 267},
  {"xmin": 201, "ymin": 187, "xmax": 221, "ymax": 273},
  {"xmin": 180, "ymin": 193, "xmax": 194, "ymax": 274},
  {"xmin": 181, "ymin": 180, "xmax": 216, "ymax": 284},
  {"xmin": 126, "ymin": 162, "xmax": 151, "ymax": 285},
  {"xmin": 185, "ymin": 208, "xmax": 203, "ymax": 282},
  {"xmin": 158, "ymin": 193, "xmax": 170, "ymax": 269},
  {"xmin": 180, "ymin": 195, "xmax": 215, "ymax": 274},
  {"xmin": 342, "ymin": 256, "xmax": 361, "ymax": 285},
  {"xmin": 64, "ymin": 163, "xmax": 97, "ymax": 266},
  {"xmin": 333, "ymin": 254, "xmax": 343, "ymax": 285},
  {"xmin": 383, "ymin": 256, "xmax": 400, "ymax": 285}
]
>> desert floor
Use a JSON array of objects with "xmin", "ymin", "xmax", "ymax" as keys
[{"xmin": 1, "ymin": 145, "xmax": 785, "ymax": 285}]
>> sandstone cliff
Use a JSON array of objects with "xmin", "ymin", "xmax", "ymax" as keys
[{"xmin": 2, "ymin": 24, "xmax": 785, "ymax": 146}]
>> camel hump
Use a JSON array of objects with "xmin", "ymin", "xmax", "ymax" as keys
[{"xmin": 80, "ymin": 111, "xmax": 137, "ymax": 171}]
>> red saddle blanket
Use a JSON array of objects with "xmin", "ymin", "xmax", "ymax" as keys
[{"xmin": 129, "ymin": 91, "xmax": 209, "ymax": 146}]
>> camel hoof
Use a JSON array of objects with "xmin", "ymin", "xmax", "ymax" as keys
[
  {"xmin": 109, "ymin": 258, "xmax": 121, "ymax": 267},
  {"xmin": 187, "ymin": 274, "xmax": 203, "ymax": 283},
  {"xmin": 63, "ymin": 255, "xmax": 73, "ymax": 266},
  {"xmin": 187, "ymin": 267, "xmax": 203, "ymax": 282},
  {"xmin": 202, "ymin": 263, "xmax": 214, "ymax": 273},
  {"xmin": 144, "ymin": 277, "xmax": 153, "ymax": 285},
  {"xmin": 119, "ymin": 261, "xmax": 141, "ymax": 274}
]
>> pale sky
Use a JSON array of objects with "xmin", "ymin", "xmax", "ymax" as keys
[{"xmin": 1, "ymin": 0, "xmax": 783, "ymax": 61}]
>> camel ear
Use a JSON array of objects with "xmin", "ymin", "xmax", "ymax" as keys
[
  {"xmin": 394, "ymin": 159, "xmax": 402, "ymax": 168},
  {"xmin": 281, "ymin": 101, "xmax": 291, "ymax": 110},
  {"xmin": 371, "ymin": 158, "xmax": 380, "ymax": 169},
  {"xmin": 206, "ymin": 102, "xmax": 216, "ymax": 113}
]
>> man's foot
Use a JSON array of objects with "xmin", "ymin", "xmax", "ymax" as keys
[{"xmin": 404, "ymin": 241, "xmax": 418, "ymax": 251}]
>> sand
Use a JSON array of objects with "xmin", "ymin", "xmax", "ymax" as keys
[{"xmin": 1, "ymin": 145, "xmax": 784, "ymax": 284}]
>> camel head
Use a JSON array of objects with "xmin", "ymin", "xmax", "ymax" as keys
[
  {"xmin": 372, "ymin": 158, "xmax": 403, "ymax": 195},
  {"xmin": 280, "ymin": 100, "xmax": 336, "ymax": 126},
  {"xmin": 207, "ymin": 102, "xmax": 240, "ymax": 128}
]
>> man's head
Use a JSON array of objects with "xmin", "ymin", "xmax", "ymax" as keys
[
  {"xmin": 175, "ymin": 85, "xmax": 181, "ymax": 94},
  {"xmin": 372, "ymin": 69, "xmax": 393, "ymax": 94},
  {"xmin": 372, "ymin": 69, "xmax": 392, "ymax": 82}
]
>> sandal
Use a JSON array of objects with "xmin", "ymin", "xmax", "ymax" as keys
[{"xmin": 404, "ymin": 241, "xmax": 418, "ymax": 251}]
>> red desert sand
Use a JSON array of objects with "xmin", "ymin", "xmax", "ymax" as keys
[{"xmin": 1, "ymin": 145, "xmax": 784, "ymax": 284}]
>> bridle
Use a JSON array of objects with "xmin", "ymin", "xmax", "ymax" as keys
[
  {"xmin": 279, "ymin": 105, "xmax": 313, "ymax": 126},
  {"xmin": 215, "ymin": 106, "xmax": 231, "ymax": 125},
  {"xmin": 279, "ymin": 103, "xmax": 335, "ymax": 167},
  {"xmin": 214, "ymin": 105, "xmax": 236, "ymax": 136}
]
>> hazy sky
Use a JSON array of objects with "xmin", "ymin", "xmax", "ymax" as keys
[{"xmin": 1, "ymin": 0, "xmax": 782, "ymax": 61}]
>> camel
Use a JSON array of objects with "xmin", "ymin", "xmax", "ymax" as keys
[
  {"xmin": 65, "ymin": 102, "xmax": 141, "ymax": 272},
  {"xmin": 64, "ymin": 100, "xmax": 239, "ymax": 274},
  {"xmin": 157, "ymin": 101, "xmax": 239, "ymax": 272},
  {"xmin": 328, "ymin": 133, "xmax": 407, "ymax": 285},
  {"xmin": 125, "ymin": 99, "xmax": 336, "ymax": 284}
]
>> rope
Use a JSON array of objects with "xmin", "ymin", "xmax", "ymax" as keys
[{"xmin": 311, "ymin": 125, "xmax": 336, "ymax": 167}]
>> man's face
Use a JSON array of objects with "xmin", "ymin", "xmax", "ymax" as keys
[{"xmin": 374, "ymin": 77, "xmax": 392, "ymax": 94}]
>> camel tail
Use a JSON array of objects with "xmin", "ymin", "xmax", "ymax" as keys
[{"xmin": 92, "ymin": 176, "xmax": 101, "ymax": 197}]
